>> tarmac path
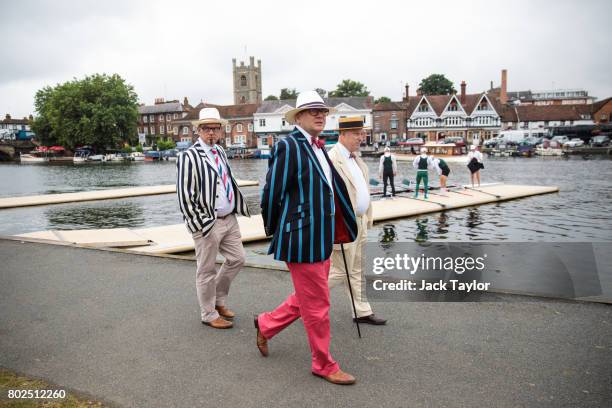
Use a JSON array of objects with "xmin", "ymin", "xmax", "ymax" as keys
[{"xmin": 1, "ymin": 239, "xmax": 610, "ymax": 407}]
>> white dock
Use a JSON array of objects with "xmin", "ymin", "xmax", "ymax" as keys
[
  {"xmin": 15, "ymin": 184, "xmax": 559, "ymax": 254},
  {"xmin": 0, "ymin": 180, "xmax": 259, "ymax": 209}
]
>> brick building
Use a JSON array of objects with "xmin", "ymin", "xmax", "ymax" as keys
[
  {"xmin": 0, "ymin": 114, "xmax": 32, "ymax": 132},
  {"xmin": 171, "ymin": 103, "xmax": 259, "ymax": 149},
  {"xmin": 372, "ymin": 101, "xmax": 408, "ymax": 144},
  {"xmin": 137, "ymin": 97, "xmax": 192, "ymax": 145}
]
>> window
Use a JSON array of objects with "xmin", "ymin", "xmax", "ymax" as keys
[
  {"xmin": 173, "ymin": 113, "xmax": 178, "ymax": 119},
  {"xmin": 390, "ymin": 120, "xmax": 398, "ymax": 129},
  {"xmin": 150, "ymin": 126, "xmax": 154, "ymax": 134},
  {"xmin": 415, "ymin": 117, "xmax": 433, "ymax": 127},
  {"xmin": 173, "ymin": 127, "xmax": 178, "ymax": 134},
  {"xmin": 477, "ymin": 103, "xmax": 488, "ymax": 111},
  {"xmin": 418, "ymin": 103, "xmax": 429, "ymax": 112},
  {"xmin": 248, "ymin": 123, "xmax": 253, "ymax": 131},
  {"xmin": 149, "ymin": 115, "xmax": 154, "ymax": 122},
  {"xmin": 240, "ymin": 75, "xmax": 247, "ymax": 87},
  {"xmin": 234, "ymin": 135, "xmax": 246, "ymax": 144},
  {"xmin": 160, "ymin": 125, "xmax": 165, "ymax": 134},
  {"xmin": 159, "ymin": 114, "xmax": 164, "ymax": 121},
  {"xmin": 448, "ymin": 104, "xmax": 458, "ymax": 111},
  {"xmin": 281, "ymin": 119, "xmax": 286, "ymax": 127},
  {"xmin": 226, "ymin": 124, "xmax": 231, "ymax": 133},
  {"xmin": 236, "ymin": 123, "xmax": 243, "ymax": 132},
  {"xmin": 166, "ymin": 114, "xmax": 171, "ymax": 121},
  {"xmin": 182, "ymin": 127, "xmax": 189, "ymax": 135},
  {"xmin": 444, "ymin": 117, "xmax": 463, "ymax": 126},
  {"xmin": 259, "ymin": 119, "xmax": 266, "ymax": 127},
  {"xmin": 143, "ymin": 116, "xmax": 148, "ymax": 123},
  {"xmin": 144, "ymin": 127, "xmax": 149, "ymax": 135}
]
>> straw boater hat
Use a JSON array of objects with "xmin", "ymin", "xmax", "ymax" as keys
[
  {"xmin": 284, "ymin": 91, "xmax": 337, "ymax": 124},
  {"xmin": 191, "ymin": 107, "xmax": 227, "ymax": 127},
  {"xmin": 337, "ymin": 116, "xmax": 371, "ymax": 132}
]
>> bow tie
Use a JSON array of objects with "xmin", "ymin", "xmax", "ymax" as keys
[
  {"xmin": 311, "ymin": 137, "xmax": 325, "ymax": 149},
  {"xmin": 349, "ymin": 152, "xmax": 356, "ymax": 159}
]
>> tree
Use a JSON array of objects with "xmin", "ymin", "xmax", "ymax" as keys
[
  {"xmin": 315, "ymin": 88, "xmax": 327, "ymax": 98},
  {"xmin": 157, "ymin": 139, "xmax": 175, "ymax": 150},
  {"xmin": 279, "ymin": 88, "xmax": 298, "ymax": 100},
  {"xmin": 264, "ymin": 95, "xmax": 278, "ymax": 101},
  {"xmin": 375, "ymin": 96, "xmax": 392, "ymax": 104},
  {"xmin": 418, "ymin": 74, "xmax": 456, "ymax": 95},
  {"xmin": 31, "ymin": 73, "xmax": 139, "ymax": 150},
  {"xmin": 329, "ymin": 79, "xmax": 370, "ymax": 97}
]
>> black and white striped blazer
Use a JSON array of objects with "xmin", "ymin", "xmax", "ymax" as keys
[{"xmin": 177, "ymin": 140, "xmax": 250, "ymax": 236}]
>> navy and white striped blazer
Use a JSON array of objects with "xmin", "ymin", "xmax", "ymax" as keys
[
  {"xmin": 177, "ymin": 140, "xmax": 250, "ymax": 237},
  {"xmin": 261, "ymin": 128, "xmax": 358, "ymax": 263}
]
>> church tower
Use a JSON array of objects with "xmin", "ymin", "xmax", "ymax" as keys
[{"xmin": 232, "ymin": 56, "xmax": 262, "ymax": 104}]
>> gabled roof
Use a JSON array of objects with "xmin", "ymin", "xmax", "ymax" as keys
[
  {"xmin": 138, "ymin": 102, "xmax": 184, "ymax": 114},
  {"xmin": 593, "ymin": 97, "xmax": 612, "ymax": 112},
  {"xmin": 502, "ymin": 105, "xmax": 592, "ymax": 122}
]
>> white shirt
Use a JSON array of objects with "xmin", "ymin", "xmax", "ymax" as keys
[
  {"xmin": 468, "ymin": 150, "xmax": 483, "ymax": 163},
  {"xmin": 337, "ymin": 142, "xmax": 370, "ymax": 216},
  {"xmin": 200, "ymin": 139, "xmax": 234, "ymax": 217},
  {"xmin": 296, "ymin": 125, "xmax": 332, "ymax": 186},
  {"xmin": 412, "ymin": 154, "xmax": 433, "ymax": 170}
]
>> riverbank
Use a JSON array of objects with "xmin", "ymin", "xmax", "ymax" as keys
[{"xmin": 1, "ymin": 239, "xmax": 611, "ymax": 407}]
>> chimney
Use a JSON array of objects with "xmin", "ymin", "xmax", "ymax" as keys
[
  {"xmin": 250, "ymin": 56, "xmax": 255, "ymax": 67},
  {"xmin": 5, "ymin": 114, "xmax": 10, "ymax": 120},
  {"xmin": 417, "ymin": 88, "xmax": 423, "ymax": 96},
  {"xmin": 183, "ymin": 96, "xmax": 189, "ymax": 106},
  {"xmin": 460, "ymin": 81, "xmax": 466, "ymax": 104},
  {"xmin": 404, "ymin": 84, "xmax": 410, "ymax": 102},
  {"xmin": 28, "ymin": 114, "xmax": 33, "ymax": 121},
  {"xmin": 155, "ymin": 97, "xmax": 165, "ymax": 105},
  {"xmin": 490, "ymin": 81, "xmax": 493, "ymax": 90},
  {"xmin": 500, "ymin": 69, "xmax": 508, "ymax": 105}
]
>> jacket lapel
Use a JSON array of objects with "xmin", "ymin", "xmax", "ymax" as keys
[
  {"xmin": 332, "ymin": 147, "xmax": 358, "ymax": 193},
  {"xmin": 293, "ymin": 129, "xmax": 331, "ymax": 188},
  {"xmin": 194, "ymin": 140, "xmax": 219, "ymax": 176}
]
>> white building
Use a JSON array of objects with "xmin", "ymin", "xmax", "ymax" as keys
[{"xmin": 254, "ymin": 97, "xmax": 373, "ymax": 148}]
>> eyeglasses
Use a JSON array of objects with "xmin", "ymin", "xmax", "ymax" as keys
[
  {"xmin": 306, "ymin": 108, "xmax": 329, "ymax": 117},
  {"xmin": 199, "ymin": 126, "xmax": 221, "ymax": 133}
]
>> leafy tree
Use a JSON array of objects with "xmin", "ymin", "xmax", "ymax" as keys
[
  {"xmin": 264, "ymin": 95, "xmax": 278, "ymax": 101},
  {"xmin": 157, "ymin": 139, "xmax": 176, "ymax": 150},
  {"xmin": 136, "ymin": 144, "xmax": 143, "ymax": 153},
  {"xmin": 418, "ymin": 74, "xmax": 456, "ymax": 95},
  {"xmin": 31, "ymin": 73, "xmax": 139, "ymax": 150},
  {"xmin": 329, "ymin": 79, "xmax": 370, "ymax": 97},
  {"xmin": 315, "ymin": 88, "xmax": 327, "ymax": 98},
  {"xmin": 375, "ymin": 96, "xmax": 392, "ymax": 104},
  {"xmin": 279, "ymin": 88, "xmax": 298, "ymax": 100}
]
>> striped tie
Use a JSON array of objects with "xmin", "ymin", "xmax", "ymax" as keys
[{"xmin": 211, "ymin": 148, "xmax": 233, "ymax": 203}]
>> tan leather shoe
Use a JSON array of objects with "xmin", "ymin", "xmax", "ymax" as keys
[
  {"xmin": 254, "ymin": 315, "xmax": 268, "ymax": 357},
  {"xmin": 215, "ymin": 305, "xmax": 235, "ymax": 319},
  {"xmin": 202, "ymin": 316, "xmax": 233, "ymax": 329},
  {"xmin": 313, "ymin": 369, "xmax": 356, "ymax": 385}
]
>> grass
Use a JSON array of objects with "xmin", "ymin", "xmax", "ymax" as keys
[{"xmin": 0, "ymin": 369, "xmax": 108, "ymax": 408}]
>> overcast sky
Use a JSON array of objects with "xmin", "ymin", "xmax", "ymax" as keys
[{"xmin": 1, "ymin": 0, "xmax": 611, "ymax": 117}]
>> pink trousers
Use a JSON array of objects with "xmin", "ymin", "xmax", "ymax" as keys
[{"xmin": 257, "ymin": 259, "xmax": 339, "ymax": 376}]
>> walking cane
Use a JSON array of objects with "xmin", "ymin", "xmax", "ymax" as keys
[{"xmin": 340, "ymin": 243, "xmax": 362, "ymax": 339}]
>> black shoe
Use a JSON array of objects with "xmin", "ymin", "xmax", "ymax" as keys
[{"xmin": 353, "ymin": 314, "xmax": 387, "ymax": 325}]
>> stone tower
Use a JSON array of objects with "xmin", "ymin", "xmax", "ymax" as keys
[{"xmin": 232, "ymin": 56, "xmax": 262, "ymax": 104}]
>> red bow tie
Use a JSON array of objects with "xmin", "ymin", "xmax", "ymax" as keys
[
  {"xmin": 349, "ymin": 152, "xmax": 356, "ymax": 159},
  {"xmin": 311, "ymin": 137, "xmax": 325, "ymax": 149}
]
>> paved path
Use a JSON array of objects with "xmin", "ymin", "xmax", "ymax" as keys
[{"xmin": 1, "ymin": 239, "xmax": 611, "ymax": 407}]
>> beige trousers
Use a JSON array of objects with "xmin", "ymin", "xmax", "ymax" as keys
[
  {"xmin": 193, "ymin": 214, "xmax": 245, "ymax": 322},
  {"xmin": 329, "ymin": 215, "xmax": 373, "ymax": 318}
]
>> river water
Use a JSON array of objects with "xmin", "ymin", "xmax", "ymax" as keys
[{"xmin": 1, "ymin": 156, "xmax": 611, "ymax": 242}]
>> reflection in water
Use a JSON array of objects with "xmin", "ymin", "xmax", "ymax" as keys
[
  {"xmin": 379, "ymin": 224, "xmax": 397, "ymax": 248},
  {"xmin": 45, "ymin": 201, "xmax": 146, "ymax": 230},
  {"xmin": 415, "ymin": 218, "xmax": 428, "ymax": 242},
  {"xmin": 436, "ymin": 212, "xmax": 449, "ymax": 236}
]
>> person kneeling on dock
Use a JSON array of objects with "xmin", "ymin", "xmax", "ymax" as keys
[
  {"xmin": 413, "ymin": 147, "xmax": 433, "ymax": 199},
  {"xmin": 431, "ymin": 154, "xmax": 451, "ymax": 195},
  {"xmin": 176, "ymin": 108, "xmax": 251, "ymax": 329}
]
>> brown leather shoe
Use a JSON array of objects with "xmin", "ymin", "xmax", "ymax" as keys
[
  {"xmin": 254, "ymin": 315, "xmax": 268, "ymax": 357},
  {"xmin": 215, "ymin": 305, "xmax": 235, "ymax": 320},
  {"xmin": 202, "ymin": 317, "xmax": 233, "ymax": 329},
  {"xmin": 313, "ymin": 369, "xmax": 356, "ymax": 385}
]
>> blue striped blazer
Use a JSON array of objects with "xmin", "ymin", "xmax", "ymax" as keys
[
  {"xmin": 177, "ymin": 140, "xmax": 250, "ymax": 237},
  {"xmin": 261, "ymin": 128, "xmax": 358, "ymax": 263}
]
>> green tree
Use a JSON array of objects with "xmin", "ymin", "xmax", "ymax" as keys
[
  {"xmin": 157, "ymin": 139, "xmax": 176, "ymax": 150},
  {"xmin": 264, "ymin": 95, "xmax": 278, "ymax": 101},
  {"xmin": 31, "ymin": 73, "xmax": 139, "ymax": 150},
  {"xmin": 315, "ymin": 88, "xmax": 327, "ymax": 98},
  {"xmin": 418, "ymin": 74, "xmax": 456, "ymax": 95},
  {"xmin": 279, "ymin": 88, "xmax": 299, "ymax": 100},
  {"xmin": 329, "ymin": 79, "xmax": 370, "ymax": 97},
  {"xmin": 375, "ymin": 96, "xmax": 392, "ymax": 104}
]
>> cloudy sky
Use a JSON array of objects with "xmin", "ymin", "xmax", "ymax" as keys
[{"xmin": 1, "ymin": 0, "xmax": 611, "ymax": 117}]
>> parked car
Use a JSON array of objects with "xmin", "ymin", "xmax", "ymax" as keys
[
  {"xmin": 442, "ymin": 136, "xmax": 466, "ymax": 145},
  {"xmin": 550, "ymin": 135, "xmax": 570, "ymax": 148},
  {"xmin": 483, "ymin": 138, "xmax": 499, "ymax": 148},
  {"xmin": 400, "ymin": 138, "xmax": 425, "ymax": 145},
  {"xmin": 590, "ymin": 135, "xmax": 610, "ymax": 147},
  {"xmin": 564, "ymin": 138, "xmax": 585, "ymax": 148}
]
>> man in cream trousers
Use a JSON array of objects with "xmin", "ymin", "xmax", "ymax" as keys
[{"xmin": 328, "ymin": 117, "xmax": 387, "ymax": 326}]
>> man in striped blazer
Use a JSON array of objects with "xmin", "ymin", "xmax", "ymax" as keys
[
  {"xmin": 177, "ymin": 108, "xmax": 250, "ymax": 329},
  {"xmin": 255, "ymin": 91, "xmax": 359, "ymax": 385}
]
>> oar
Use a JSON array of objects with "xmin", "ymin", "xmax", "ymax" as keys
[{"xmin": 464, "ymin": 186, "xmax": 501, "ymax": 199}]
